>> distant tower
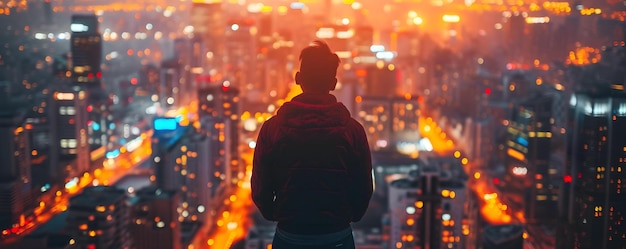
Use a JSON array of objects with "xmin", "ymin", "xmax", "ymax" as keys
[
  {"xmin": 70, "ymin": 14, "xmax": 102, "ymax": 87},
  {"xmin": 560, "ymin": 89, "xmax": 626, "ymax": 248}
]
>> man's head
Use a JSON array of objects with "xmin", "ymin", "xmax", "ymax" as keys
[{"xmin": 295, "ymin": 40, "xmax": 340, "ymax": 93}]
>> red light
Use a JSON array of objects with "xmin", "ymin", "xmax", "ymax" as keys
[
  {"xmin": 88, "ymin": 73, "xmax": 94, "ymax": 79},
  {"xmin": 87, "ymin": 105, "xmax": 93, "ymax": 112},
  {"xmin": 96, "ymin": 72, "xmax": 102, "ymax": 78},
  {"xmin": 130, "ymin": 78, "xmax": 138, "ymax": 85},
  {"xmin": 221, "ymin": 86, "xmax": 229, "ymax": 92},
  {"xmin": 87, "ymin": 120, "xmax": 93, "ymax": 126},
  {"xmin": 11, "ymin": 227, "xmax": 18, "ymax": 233},
  {"xmin": 69, "ymin": 118, "xmax": 75, "ymax": 125},
  {"xmin": 485, "ymin": 87, "xmax": 491, "ymax": 95},
  {"xmin": 127, "ymin": 49, "xmax": 134, "ymax": 56},
  {"xmin": 493, "ymin": 177, "xmax": 500, "ymax": 185},
  {"xmin": 578, "ymin": 172, "xmax": 582, "ymax": 178},
  {"xmin": 87, "ymin": 244, "xmax": 96, "ymax": 249},
  {"xmin": 564, "ymin": 175, "xmax": 573, "ymax": 183}
]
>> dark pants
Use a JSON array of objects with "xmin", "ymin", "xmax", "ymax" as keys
[{"xmin": 272, "ymin": 233, "xmax": 355, "ymax": 249}]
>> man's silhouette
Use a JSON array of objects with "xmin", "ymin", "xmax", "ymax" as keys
[{"xmin": 251, "ymin": 40, "xmax": 373, "ymax": 249}]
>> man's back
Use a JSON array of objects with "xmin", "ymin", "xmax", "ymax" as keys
[{"xmin": 251, "ymin": 40, "xmax": 373, "ymax": 249}]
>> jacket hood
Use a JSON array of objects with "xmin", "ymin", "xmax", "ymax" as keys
[{"xmin": 276, "ymin": 93, "xmax": 351, "ymax": 130}]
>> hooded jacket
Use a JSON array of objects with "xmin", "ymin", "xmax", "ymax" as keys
[{"xmin": 251, "ymin": 93, "xmax": 373, "ymax": 235}]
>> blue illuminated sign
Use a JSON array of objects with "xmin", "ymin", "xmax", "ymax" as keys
[
  {"xmin": 517, "ymin": 137, "xmax": 528, "ymax": 147},
  {"xmin": 154, "ymin": 118, "xmax": 178, "ymax": 131}
]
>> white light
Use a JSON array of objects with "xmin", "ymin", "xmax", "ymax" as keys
[
  {"xmin": 376, "ymin": 140, "xmax": 388, "ymax": 148},
  {"xmin": 370, "ymin": 45, "xmax": 385, "ymax": 53},
  {"xmin": 35, "ymin": 33, "xmax": 47, "ymax": 40},
  {"xmin": 406, "ymin": 206, "xmax": 416, "ymax": 214},
  {"xmin": 341, "ymin": 18, "xmax": 350, "ymax": 25},
  {"xmin": 146, "ymin": 23, "xmax": 153, "ymax": 30},
  {"xmin": 512, "ymin": 166, "xmax": 528, "ymax": 176},
  {"xmin": 121, "ymin": 32, "xmax": 130, "ymax": 40},
  {"xmin": 231, "ymin": 24, "xmax": 240, "ymax": 31},
  {"xmin": 182, "ymin": 210, "xmax": 189, "ymax": 218},
  {"xmin": 442, "ymin": 213, "xmax": 451, "ymax": 221},
  {"xmin": 167, "ymin": 97, "xmax": 175, "ymax": 105},
  {"xmin": 183, "ymin": 25, "xmax": 194, "ymax": 35},
  {"xmin": 593, "ymin": 101, "xmax": 609, "ymax": 116},
  {"xmin": 376, "ymin": 51, "xmax": 396, "ymax": 60},
  {"xmin": 128, "ymin": 187, "xmax": 134, "ymax": 193},
  {"xmin": 248, "ymin": 140, "xmax": 257, "ymax": 149},
  {"xmin": 618, "ymin": 103, "xmax": 626, "ymax": 116},
  {"xmin": 336, "ymin": 29, "xmax": 354, "ymax": 39},
  {"xmin": 70, "ymin": 23, "xmax": 89, "ymax": 32},
  {"xmin": 197, "ymin": 205, "xmax": 205, "ymax": 213},
  {"xmin": 243, "ymin": 119, "xmax": 258, "ymax": 132},
  {"xmin": 156, "ymin": 221, "xmax": 165, "ymax": 228},
  {"xmin": 154, "ymin": 156, "xmax": 161, "ymax": 163},
  {"xmin": 163, "ymin": 9, "xmax": 172, "ymax": 17},
  {"xmin": 316, "ymin": 27, "xmax": 335, "ymax": 39},
  {"xmin": 351, "ymin": 2, "xmax": 362, "ymax": 9},
  {"xmin": 206, "ymin": 94, "xmax": 214, "ymax": 101},
  {"xmin": 227, "ymin": 222, "xmax": 238, "ymax": 230},
  {"xmin": 569, "ymin": 95, "xmax": 577, "ymax": 107},
  {"xmin": 247, "ymin": 3, "xmax": 263, "ymax": 13},
  {"xmin": 57, "ymin": 33, "xmax": 68, "ymax": 40}
]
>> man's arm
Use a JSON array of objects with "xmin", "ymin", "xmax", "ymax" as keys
[
  {"xmin": 349, "ymin": 121, "xmax": 373, "ymax": 222},
  {"xmin": 251, "ymin": 123, "xmax": 276, "ymax": 221}
]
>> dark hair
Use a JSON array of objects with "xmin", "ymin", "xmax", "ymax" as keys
[{"xmin": 298, "ymin": 40, "xmax": 340, "ymax": 91}]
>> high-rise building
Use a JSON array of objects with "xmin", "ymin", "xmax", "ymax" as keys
[
  {"xmin": 189, "ymin": 2, "xmax": 225, "ymax": 71},
  {"xmin": 50, "ymin": 88, "xmax": 90, "ymax": 177},
  {"xmin": 152, "ymin": 117, "xmax": 189, "ymax": 192},
  {"xmin": 355, "ymin": 96, "xmax": 420, "ymax": 154},
  {"xmin": 199, "ymin": 115, "xmax": 231, "ymax": 202},
  {"xmin": 69, "ymin": 14, "xmax": 107, "ymax": 154},
  {"xmin": 65, "ymin": 186, "xmax": 132, "ymax": 249},
  {"xmin": 505, "ymin": 93, "xmax": 559, "ymax": 222},
  {"xmin": 198, "ymin": 85, "xmax": 241, "ymax": 185},
  {"xmin": 225, "ymin": 17, "xmax": 256, "ymax": 89},
  {"xmin": 423, "ymin": 156, "xmax": 469, "ymax": 249},
  {"xmin": 0, "ymin": 83, "xmax": 33, "ymax": 232},
  {"xmin": 70, "ymin": 14, "xmax": 102, "ymax": 86},
  {"xmin": 179, "ymin": 131, "xmax": 211, "ymax": 223},
  {"xmin": 559, "ymin": 89, "xmax": 626, "ymax": 248},
  {"xmin": 129, "ymin": 186, "xmax": 181, "ymax": 249},
  {"xmin": 387, "ymin": 167, "xmax": 442, "ymax": 249},
  {"xmin": 26, "ymin": 92, "xmax": 61, "ymax": 188}
]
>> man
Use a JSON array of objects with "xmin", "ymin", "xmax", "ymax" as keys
[{"xmin": 251, "ymin": 40, "xmax": 373, "ymax": 249}]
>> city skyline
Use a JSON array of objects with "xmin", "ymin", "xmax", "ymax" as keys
[{"xmin": 1, "ymin": 0, "xmax": 625, "ymax": 248}]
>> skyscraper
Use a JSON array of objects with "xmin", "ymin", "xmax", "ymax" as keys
[
  {"xmin": 560, "ymin": 88, "xmax": 626, "ymax": 248},
  {"xmin": 387, "ymin": 167, "xmax": 442, "ymax": 249},
  {"xmin": 198, "ymin": 84, "xmax": 241, "ymax": 186},
  {"xmin": 70, "ymin": 14, "xmax": 102, "ymax": 86},
  {"xmin": 0, "ymin": 82, "xmax": 34, "ymax": 232},
  {"xmin": 50, "ymin": 88, "xmax": 90, "ymax": 177},
  {"xmin": 505, "ymin": 93, "xmax": 559, "ymax": 222},
  {"xmin": 65, "ymin": 186, "xmax": 132, "ymax": 249}
]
